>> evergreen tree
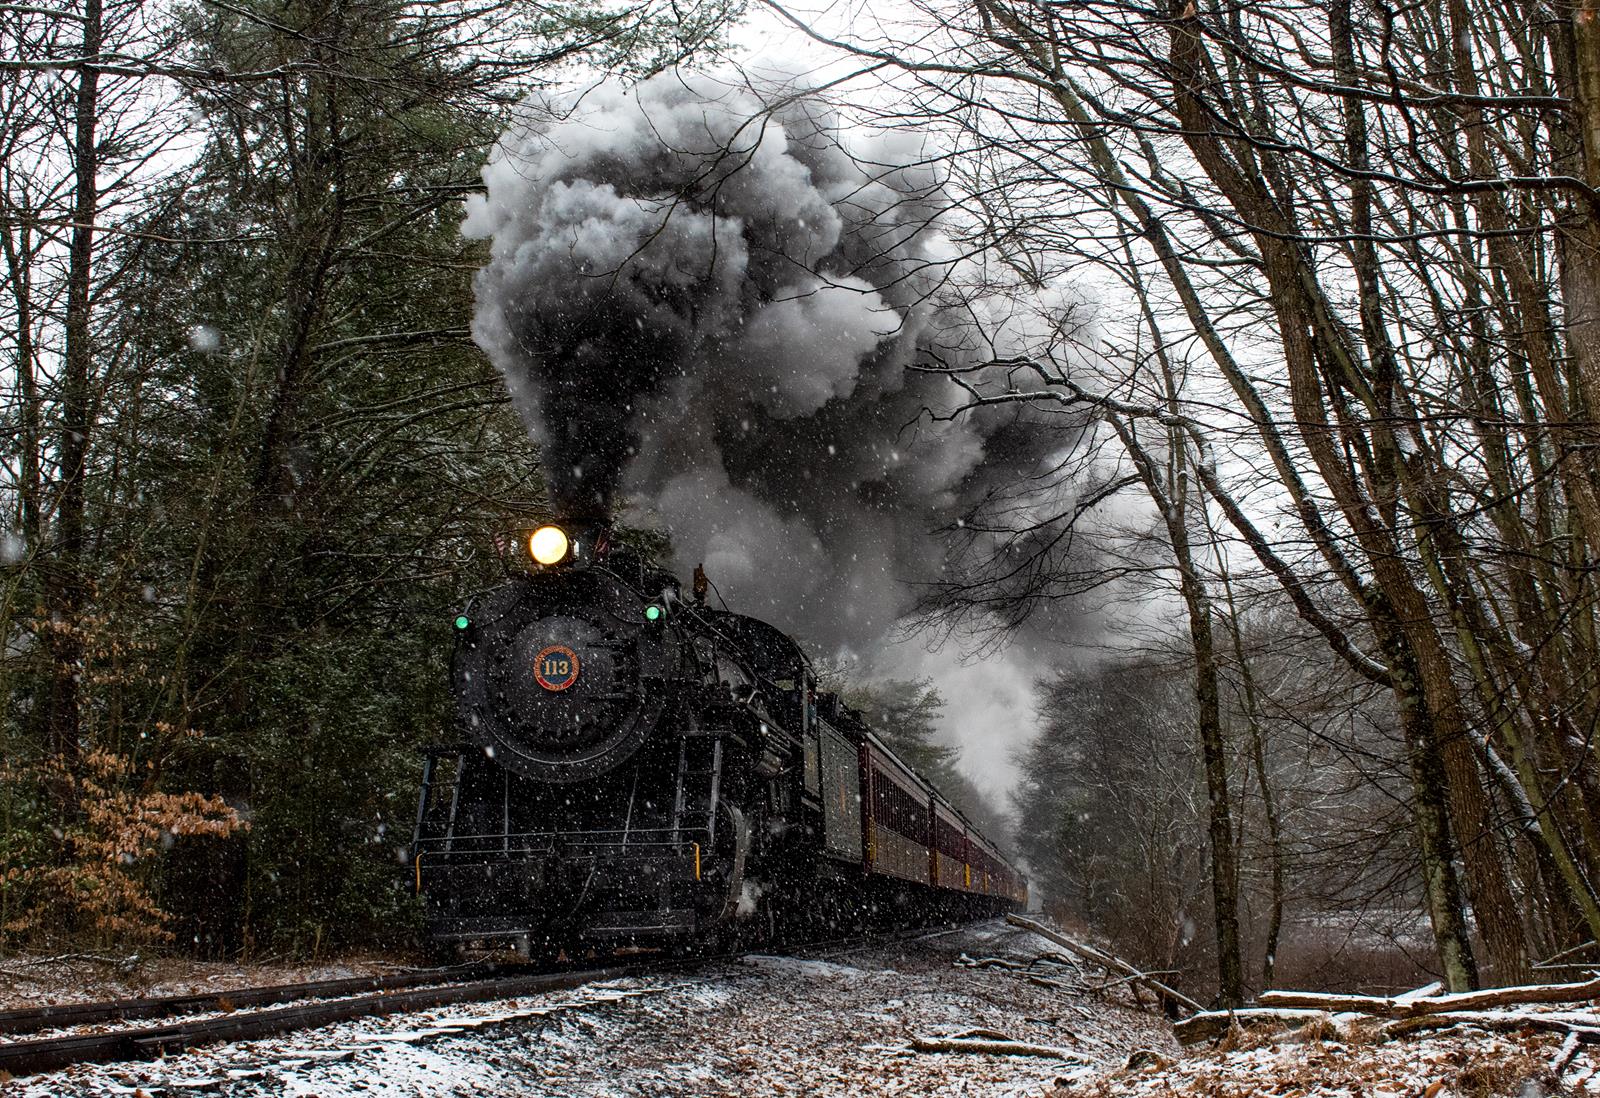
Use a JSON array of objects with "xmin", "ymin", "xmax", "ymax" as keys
[
  {"xmin": 845, "ymin": 678, "xmax": 1014, "ymax": 857},
  {"xmin": 1, "ymin": 0, "xmax": 737, "ymax": 954},
  {"xmin": 846, "ymin": 678, "xmax": 959, "ymax": 785}
]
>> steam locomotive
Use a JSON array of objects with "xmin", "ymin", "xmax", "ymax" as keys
[{"xmin": 411, "ymin": 522, "xmax": 1026, "ymax": 956}]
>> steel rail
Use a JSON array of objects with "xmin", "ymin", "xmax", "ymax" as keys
[
  {"xmin": 0, "ymin": 918, "xmax": 996, "ymax": 1079},
  {"xmin": 0, "ymin": 964, "xmax": 634, "ymax": 1077},
  {"xmin": 0, "ymin": 964, "xmax": 498, "ymax": 1037}
]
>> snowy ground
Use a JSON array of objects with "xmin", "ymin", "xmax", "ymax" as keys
[
  {"xmin": 10, "ymin": 923, "xmax": 1571, "ymax": 1097},
  {"xmin": 0, "ymin": 922, "xmax": 1172, "ymax": 1097},
  {"xmin": 1053, "ymin": 1018, "xmax": 1572, "ymax": 1098}
]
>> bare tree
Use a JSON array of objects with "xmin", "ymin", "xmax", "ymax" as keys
[{"xmin": 759, "ymin": 0, "xmax": 1600, "ymax": 987}]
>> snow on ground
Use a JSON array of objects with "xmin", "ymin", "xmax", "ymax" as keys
[
  {"xmin": 7, "ymin": 923, "xmax": 1580, "ymax": 1096},
  {"xmin": 0, "ymin": 922, "xmax": 1172, "ymax": 1097},
  {"xmin": 1053, "ymin": 1013, "xmax": 1578, "ymax": 1098}
]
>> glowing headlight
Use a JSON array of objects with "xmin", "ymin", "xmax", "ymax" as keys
[{"xmin": 528, "ymin": 524, "xmax": 570, "ymax": 566}]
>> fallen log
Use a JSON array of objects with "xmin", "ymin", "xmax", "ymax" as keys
[
  {"xmin": 1258, "ymin": 975, "xmax": 1600, "ymax": 1019},
  {"xmin": 1037, "ymin": 952, "xmax": 1080, "ymax": 968},
  {"xmin": 1395, "ymin": 981, "xmax": 1444, "ymax": 1003},
  {"xmin": 947, "ymin": 1027, "xmax": 1018, "ymax": 1041},
  {"xmin": 910, "ymin": 1035, "xmax": 1086, "ymax": 1060},
  {"xmin": 1094, "ymin": 970, "xmax": 1179, "ymax": 995},
  {"xmin": 955, "ymin": 954, "xmax": 1031, "ymax": 971},
  {"xmin": 1383, "ymin": 1009, "xmax": 1600, "ymax": 1043},
  {"xmin": 1173, "ymin": 1007, "xmax": 1333, "ymax": 1046},
  {"xmin": 1005, "ymin": 914, "xmax": 1203, "ymax": 1017},
  {"xmin": 1553, "ymin": 1032, "xmax": 1583, "ymax": 1075}
]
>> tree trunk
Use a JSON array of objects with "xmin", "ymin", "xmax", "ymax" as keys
[
  {"xmin": 1219, "ymin": 571, "xmax": 1284, "ymax": 990},
  {"xmin": 1558, "ymin": 2, "xmax": 1600, "ymax": 431},
  {"xmin": 1107, "ymin": 410, "xmax": 1244, "ymax": 1008},
  {"xmin": 0, "ymin": 220, "xmax": 42, "ymax": 550},
  {"xmin": 46, "ymin": 0, "xmax": 104, "ymax": 764},
  {"xmin": 1163, "ymin": 0, "xmax": 1484, "ymax": 989}
]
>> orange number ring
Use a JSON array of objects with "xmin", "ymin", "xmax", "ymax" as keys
[{"xmin": 533, "ymin": 644, "xmax": 580, "ymax": 691}]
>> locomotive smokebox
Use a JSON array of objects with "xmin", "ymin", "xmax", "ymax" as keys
[{"xmin": 453, "ymin": 566, "xmax": 681, "ymax": 783}]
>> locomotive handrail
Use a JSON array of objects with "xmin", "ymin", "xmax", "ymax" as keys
[{"xmin": 415, "ymin": 826, "xmax": 711, "ymax": 856}]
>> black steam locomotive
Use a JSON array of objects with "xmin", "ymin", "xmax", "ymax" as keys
[{"xmin": 411, "ymin": 522, "xmax": 1025, "ymax": 956}]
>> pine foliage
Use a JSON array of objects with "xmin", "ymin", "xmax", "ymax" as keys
[{"xmin": 0, "ymin": 0, "xmax": 736, "ymax": 956}]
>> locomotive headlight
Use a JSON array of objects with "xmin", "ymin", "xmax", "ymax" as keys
[{"xmin": 528, "ymin": 524, "xmax": 571, "ymax": 566}]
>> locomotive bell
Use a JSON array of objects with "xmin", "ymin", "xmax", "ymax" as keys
[{"xmin": 452, "ymin": 567, "xmax": 680, "ymax": 783}]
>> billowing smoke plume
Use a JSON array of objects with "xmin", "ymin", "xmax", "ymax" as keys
[{"xmin": 465, "ymin": 71, "xmax": 1071, "ymax": 655}]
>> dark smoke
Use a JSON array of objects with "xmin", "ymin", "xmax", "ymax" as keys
[{"xmin": 465, "ymin": 71, "xmax": 1078, "ymax": 652}]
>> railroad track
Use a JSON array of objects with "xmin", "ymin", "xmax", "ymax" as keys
[
  {"xmin": 0, "ymin": 963, "xmax": 503, "ymax": 1037},
  {"xmin": 0, "ymin": 921, "xmax": 981, "ymax": 1079},
  {"xmin": 0, "ymin": 962, "xmax": 644, "ymax": 1077}
]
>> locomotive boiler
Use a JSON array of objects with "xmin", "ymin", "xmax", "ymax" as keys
[{"xmin": 412, "ymin": 522, "xmax": 1025, "ymax": 956}]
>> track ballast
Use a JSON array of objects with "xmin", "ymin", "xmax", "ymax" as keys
[{"xmin": 0, "ymin": 924, "xmax": 973, "ymax": 1078}]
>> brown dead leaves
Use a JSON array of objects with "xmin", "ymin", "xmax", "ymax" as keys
[{"xmin": 1, "ymin": 748, "xmax": 244, "ymax": 945}]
